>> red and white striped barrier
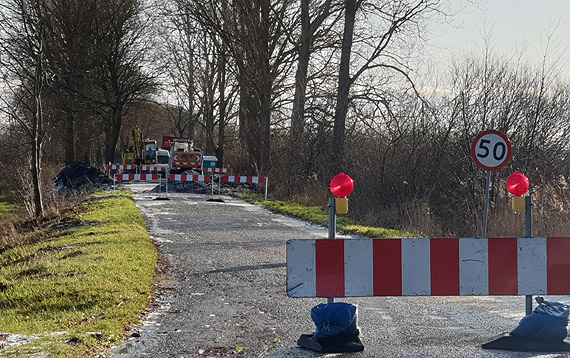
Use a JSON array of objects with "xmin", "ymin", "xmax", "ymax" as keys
[
  {"xmin": 168, "ymin": 174, "xmax": 211, "ymax": 182},
  {"xmin": 287, "ymin": 237, "xmax": 570, "ymax": 298},
  {"xmin": 204, "ymin": 167, "xmax": 231, "ymax": 174},
  {"xmin": 222, "ymin": 175, "xmax": 266, "ymax": 184},
  {"xmin": 109, "ymin": 164, "xmax": 138, "ymax": 171},
  {"xmin": 140, "ymin": 165, "xmax": 167, "ymax": 172},
  {"xmin": 115, "ymin": 174, "xmax": 160, "ymax": 181}
]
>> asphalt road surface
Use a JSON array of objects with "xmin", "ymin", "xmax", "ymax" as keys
[{"xmin": 112, "ymin": 184, "xmax": 570, "ymax": 358}]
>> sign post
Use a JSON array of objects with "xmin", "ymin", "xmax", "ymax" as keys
[
  {"xmin": 327, "ymin": 173, "xmax": 354, "ymax": 304},
  {"xmin": 507, "ymin": 172, "xmax": 533, "ymax": 315},
  {"xmin": 471, "ymin": 130, "xmax": 512, "ymax": 237}
]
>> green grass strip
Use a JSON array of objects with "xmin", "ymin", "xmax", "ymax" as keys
[
  {"xmin": 0, "ymin": 190, "xmax": 157, "ymax": 357},
  {"xmin": 235, "ymin": 194, "xmax": 416, "ymax": 238},
  {"xmin": 0, "ymin": 191, "xmax": 20, "ymax": 217}
]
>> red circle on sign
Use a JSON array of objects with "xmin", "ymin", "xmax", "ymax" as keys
[
  {"xmin": 330, "ymin": 173, "xmax": 354, "ymax": 198},
  {"xmin": 471, "ymin": 130, "xmax": 512, "ymax": 171},
  {"xmin": 507, "ymin": 172, "xmax": 529, "ymax": 196}
]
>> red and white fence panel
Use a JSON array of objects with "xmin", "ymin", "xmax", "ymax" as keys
[
  {"xmin": 109, "ymin": 164, "xmax": 138, "ymax": 171},
  {"xmin": 140, "ymin": 165, "xmax": 167, "ymax": 172},
  {"xmin": 287, "ymin": 237, "xmax": 570, "ymax": 298},
  {"xmin": 115, "ymin": 174, "xmax": 160, "ymax": 182},
  {"xmin": 168, "ymin": 174, "xmax": 211, "ymax": 182},
  {"xmin": 222, "ymin": 176, "xmax": 266, "ymax": 184},
  {"xmin": 204, "ymin": 168, "xmax": 231, "ymax": 174}
]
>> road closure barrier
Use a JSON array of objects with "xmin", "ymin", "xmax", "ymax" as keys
[
  {"xmin": 204, "ymin": 167, "xmax": 231, "ymax": 174},
  {"xmin": 222, "ymin": 175, "xmax": 266, "ymax": 184},
  {"xmin": 114, "ymin": 174, "xmax": 161, "ymax": 182},
  {"xmin": 108, "ymin": 164, "xmax": 138, "ymax": 172},
  {"xmin": 168, "ymin": 174, "xmax": 212, "ymax": 182},
  {"xmin": 108, "ymin": 164, "xmax": 168, "ymax": 173},
  {"xmin": 140, "ymin": 165, "xmax": 167, "ymax": 172},
  {"xmin": 221, "ymin": 176, "xmax": 268, "ymax": 200},
  {"xmin": 287, "ymin": 237, "xmax": 570, "ymax": 298}
]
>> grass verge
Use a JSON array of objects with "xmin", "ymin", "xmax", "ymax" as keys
[
  {"xmin": 0, "ymin": 191, "xmax": 20, "ymax": 218},
  {"xmin": 0, "ymin": 190, "xmax": 157, "ymax": 357},
  {"xmin": 235, "ymin": 193, "xmax": 417, "ymax": 238}
]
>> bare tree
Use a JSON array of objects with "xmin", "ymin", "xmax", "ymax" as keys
[
  {"xmin": 181, "ymin": 0, "xmax": 297, "ymax": 174},
  {"xmin": 0, "ymin": 0, "xmax": 50, "ymax": 217},
  {"xmin": 160, "ymin": 1, "xmax": 238, "ymax": 164},
  {"xmin": 331, "ymin": 0, "xmax": 443, "ymax": 172},
  {"xmin": 290, "ymin": 0, "xmax": 340, "ymax": 142},
  {"xmin": 87, "ymin": 0, "xmax": 157, "ymax": 164}
]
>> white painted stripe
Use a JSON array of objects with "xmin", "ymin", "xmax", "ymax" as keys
[
  {"xmin": 518, "ymin": 237, "xmax": 547, "ymax": 295},
  {"xmin": 402, "ymin": 238, "xmax": 431, "ymax": 295},
  {"xmin": 228, "ymin": 176, "xmax": 235, "ymax": 183},
  {"xmin": 198, "ymin": 175, "xmax": 205, "ymax": 182},
  {"xmin": 345, "ymin": 239, "xmax": 374, "ymax": 296},
  {"xmin": 287, "ymin": 240, "xmax": 316, "ymax": 298},
  {"xmin": 240, "ymin": 176, "xmax": 247, "ymax": 182},
  {"xmin": 175, "ymin": 174, "xmax": 181, "ymax": 181},
  {"xmin": 460, "ymin": 238, "xmax": 489, "ymax": 295}
]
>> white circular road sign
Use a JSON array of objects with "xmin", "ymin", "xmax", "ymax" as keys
[{"xmin": 471, "ymin": 130, "xmax": 512, "ymax": 171}]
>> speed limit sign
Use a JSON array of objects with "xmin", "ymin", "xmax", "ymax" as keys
[{"xmin": 471, "ymin": 130, "xmax": 511, "ymax": 171}]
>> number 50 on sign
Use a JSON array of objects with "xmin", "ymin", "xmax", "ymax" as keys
[{"xmin": 471, "ymin": 130, "xmax": 512, "ymax": 171}]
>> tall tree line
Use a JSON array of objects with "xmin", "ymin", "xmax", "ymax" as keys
[{"xmin": 0, "ymin": 0, "xmax": 156, "ymax": 216}]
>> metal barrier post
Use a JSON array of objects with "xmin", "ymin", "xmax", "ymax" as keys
[
  {"xmin": 525, "ymin": 195, "xmax": 533, "ymax": 315},
  {"xmin": 327, "ymin": 197, "xmax": 336, "ymax": 304},
  {"xmin": 265, "ymin": 177, "xmax": 269, "ymax": 201}
]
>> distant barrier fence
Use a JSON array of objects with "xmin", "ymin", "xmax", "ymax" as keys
[
  {"xmin": 204, "ymin": 167, "xmax": 231, "ymax": 174},
  {"xmin": 110, "ymin": 164, "xmax": 268, "ymax": 200},
  {"xmin": 108, "ymin": 164, "xmax": 167, "ymax": 173},
  {"xmin": 286, "ymin": 237, "xmax": 570, "ymax": 298}
]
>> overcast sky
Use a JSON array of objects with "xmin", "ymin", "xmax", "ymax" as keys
[{"xmin": 424, "ymin": 0, "xmax": 570, "ymax": 81}]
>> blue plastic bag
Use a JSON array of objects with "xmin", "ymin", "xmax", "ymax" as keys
[
  {"xmin": 311, "ymin": 302, "xmax": 359, "ymax": 340},
  {"xmin": 511, "ymin": 300, "xmax": 569, "ymax": 342}
]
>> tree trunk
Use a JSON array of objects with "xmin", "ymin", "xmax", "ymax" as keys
[
  {"xmin": 217, "ymin": 52, "xmax": 226, "ymax": 166},
  {"xmin": 31, "ymin": 135, "xmax": 43, "ymax": 218},
  {"xmin": 331, "ymin": 0, "xmax": 357, "ymax": 173},
  {"xmin": 65, "ymin": 111, "xmax": 76, "ymax": 164},
  {"xmin": 258, "ymin": 0, "xmax": 271, "ymax": 174},
  {"xmin": 104, "ymin": 105, "xmax": 123, "ymax": 164},
  {"xmin": 290, "ymin": 0, "xmax": 311, "ymax": 143}
]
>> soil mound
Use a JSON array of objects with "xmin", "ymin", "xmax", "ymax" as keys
[{"xmin": 53, "ymin": 161, "xmax": 112, "ymax": 194}]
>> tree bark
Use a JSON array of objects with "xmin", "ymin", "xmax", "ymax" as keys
[
  {"xmin": 290, "ymin": 0, "xmax": 311, "ymax": 143},
  {"xmin": 331, "ymin": 0, "xmax": 357, "ymax": 172},
  {"xmin": 105, "ymin": 105, "xmax": 123, "ymax": 164}
]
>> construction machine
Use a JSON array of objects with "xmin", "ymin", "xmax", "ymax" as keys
[
  {"xmin": 162, "ymin": 136, "xmax": 203, "ymax": 174},
  {"xmin": 122, "ymin": 126, "xmax": 157, "ymax": 165}
]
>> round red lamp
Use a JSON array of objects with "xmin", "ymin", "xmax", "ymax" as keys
[
  {"xmin": 507, "ymin": 172, "xmax": 529, "ymax": 197},
  {"xmin": 330, "ymin": 172, "xmax": 354, "ymax": 198}
]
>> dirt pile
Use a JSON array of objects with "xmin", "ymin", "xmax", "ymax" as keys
[{"xmin": 53, "ymin": 161, "xmax": 112, "ymax": 194}]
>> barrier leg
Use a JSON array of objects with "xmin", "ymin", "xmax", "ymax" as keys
[
  {"xmin": 327, "ymin": 197, "xmax": 336, "ymax": 304},
  {"xmin": 211, "ymin": 175, "xmax": 214, "ymax": 196},
  {"xmin": 265, "ymin": 177, "xmax": 268, "ymax": 201}
]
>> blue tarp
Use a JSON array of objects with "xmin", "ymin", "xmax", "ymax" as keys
[
  {"xmin": 511, "ymin": 299, "xmax": 569, "ymax": 342},
  {"xmin": 311, "ymin": 302, "xmax": 359, "ymax": 340}
]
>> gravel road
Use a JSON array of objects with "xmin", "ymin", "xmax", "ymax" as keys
[{"xmin": 112, "ymin": 185, "xmax": 570, "ymax": 358}]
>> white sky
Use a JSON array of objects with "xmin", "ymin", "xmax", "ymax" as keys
[{"xmin": 424, "ymin": 0, "xmax": 570, "ymax": 81}]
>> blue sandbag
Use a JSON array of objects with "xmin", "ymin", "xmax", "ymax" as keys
[
  {"xmin": 311, "ymin": 302, "xmax": 359, "ymax": 340},
  {"xmin": 511, "ymin": 300, "xmax": 569, "ymax": 342}
]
